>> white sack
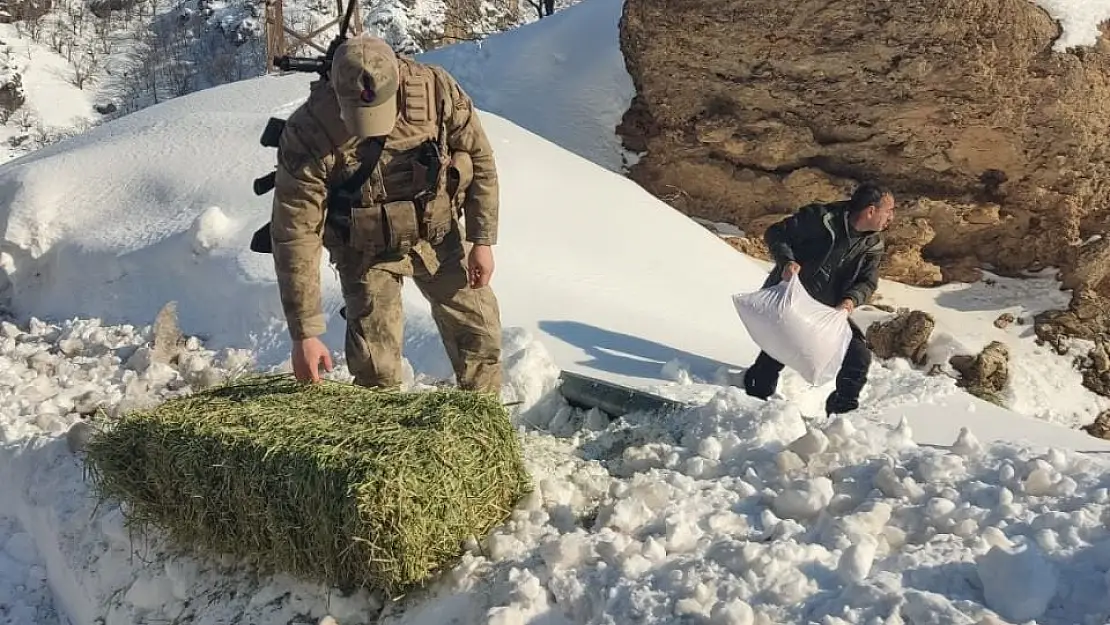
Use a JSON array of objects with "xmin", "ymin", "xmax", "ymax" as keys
[{"xmin": 732, "ymin": 276, "xmax": 853, "ymax": 386}]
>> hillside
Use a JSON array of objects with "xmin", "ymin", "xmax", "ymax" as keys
[
  {"xmin": 618, "ymin": 0, "xmax": 1110, "ymax": 285},
  {"xmin": 0, "ymin": 0, "xmax": 580, "ymax": 163},
  {"xmin": 616, "ymin": 0, "xmax": 1110, "ymax": 428}
]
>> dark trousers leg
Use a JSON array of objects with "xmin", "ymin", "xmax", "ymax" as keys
[
  {"xmin": 826, "ymin": 321, "xmax": 872, "ymax": 414},
  {"xmin": 743, "ymin": 351, "xmax": 785, "ymax": 400}
]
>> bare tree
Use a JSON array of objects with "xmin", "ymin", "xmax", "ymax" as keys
[
  {"xmin": 67, "ymin": 0, "xmax": 86, "ymax": 38},
  {"xmin": 15, "ymin": 109, "xmax": 34, "ymax": 133},
  {"xmin": 524, "ymin": 0, "xmax": 555, "ymax": 20},
  {"xmin": 15, "ymin": 2, "xmax": 48, "ymax": 42},
  {"xmin": 71, "ymin": 48, "xmax": 99, "ymax": 89},
  {"xmin": 93, "ymin": 13, "xmax": 114, "ymax": 56},
  {"xmin": 140, "ymin": 28, "xmax": 161, "ymax": 105},
  {"xmin": 47, "ymin": 19, "xmax": 67, "ymax": 55},
  {"xmin": 32, "ymin": 119, "xmax": 52, "ymax": 148}
]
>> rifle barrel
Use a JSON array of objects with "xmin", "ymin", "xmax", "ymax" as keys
[{"xmin": 275, "ymin": 56, "xmax": 325, "ymax": 73}]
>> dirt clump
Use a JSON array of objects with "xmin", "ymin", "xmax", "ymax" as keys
[
  {"xmin": 994, "ymin": 313, "xmax": 1016, "ymax": 329},
  {"xmin": 950, "ymin": 341, "xmax": 1010, "ymax": 406},
  {"xmin": 1082, "ymin": 411, "xmax": 1110, "ymax": 440},
  {"xmin": 866, "ymin": 309, "xmax": 936, "ymax": 366}
]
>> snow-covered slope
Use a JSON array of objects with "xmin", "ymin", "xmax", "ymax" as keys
[
  {"xmin": 0, "ymin": 0, "xmax": 585, "ymax": 166},
  {"xmin": 418, "ymin": 0, "xmax": 634, "ymax": 171},
  {"xmin": 4, "ymin": 0, "xmax": 1110, "ymax": 624},
  {"xmin": 1, "ymin": 10, "xmax": 1099, "ymax": 452},
  {"xmin": 0, "ymin": 0, "xmax": 639, "ymax": 382}
]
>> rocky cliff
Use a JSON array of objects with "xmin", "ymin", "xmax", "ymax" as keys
[{"xmin": 616, "ymin": 0, "xmax": 1110, "ymax": 296}]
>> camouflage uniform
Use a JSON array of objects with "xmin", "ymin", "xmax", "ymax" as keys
[{"xmin": 269, "ymin": 37, "xmax": 502, "ymax": 392}]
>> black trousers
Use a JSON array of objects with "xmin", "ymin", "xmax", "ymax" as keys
[{"xmin": 742, "ymin": 320, "xmax": 872, "ymax": 415}]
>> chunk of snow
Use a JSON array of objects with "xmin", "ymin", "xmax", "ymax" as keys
[{"xmin": 977, "ymin": 544, "xmax": 1058, "ymax": 622}]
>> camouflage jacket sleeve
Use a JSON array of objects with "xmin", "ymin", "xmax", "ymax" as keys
[
  {"xmin": 437, "ymin": 68, "xmax": 499, "ymax": 245},
  {"xmin": 270, "ymin": 118, "xmax": 330, "ymax": 340}
]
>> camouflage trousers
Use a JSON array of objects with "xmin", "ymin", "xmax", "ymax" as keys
[{"xmin": 330, "ymin": 239, "xmax": 502, "ymax": 393}]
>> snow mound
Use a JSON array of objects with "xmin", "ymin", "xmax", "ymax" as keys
[
  {"xmin": 5, "ymin": 323, "xmax": 1110, "ymax": 624},
  {"xmin": 0, "ymin": 313, "xmax": 560, "ymax": 625},
  {"xmin": 418, "ymin": 0, "xmax": 634, "ymax": 171},
  {"xmin": 1032, "ymin": 0, "xmax": 1110, "ymax": 50}
]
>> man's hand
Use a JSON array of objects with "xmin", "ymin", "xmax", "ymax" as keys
[
  {"xmin": 291, "ymin": 336, "xmax": 333, "ymax": 383},
  {"xmin": 782, "ymin": 261, "xmax": 801, "ymax": 280},
  {"xmin": 468, "ymin": 244, "xmax": 495, "ymax": 288},
  {"xmin": 837, "ymin": 298, "xmax": 856, "ymax": 314}
]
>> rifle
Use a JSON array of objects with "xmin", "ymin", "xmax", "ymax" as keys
[
  {"xmin": 249, "ymin": 0, "xmax": 361, "ymax": 254},
  {"xmin": 270, "ymin": 0, "xmax": 360, "ymax": 79}
]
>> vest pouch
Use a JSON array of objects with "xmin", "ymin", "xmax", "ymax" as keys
[
  {"xmin": 447, "ymin": 152, "xmax": 473, "ymax": 209},
  {"xmin": 421, "ymin": 194, "xmax": 455, "ymax": 246},
  {"xmin": 382, "ymin": 200, "xmax": 420, "ymax": 257},
  {"xmin": 348, "ymin": 203, "xmax": 386, "ymax": 254}
]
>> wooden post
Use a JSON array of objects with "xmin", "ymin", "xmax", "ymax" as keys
[
  {"xmin": 264, "ymin": 0, "xmax": 284, "ymax": 72},
  {"xmin": 265, "ymin": 0, "xmax": 361, "ymax": 72}
]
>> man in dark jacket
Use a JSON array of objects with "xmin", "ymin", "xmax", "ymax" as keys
[{"xmin": 743, "ymin": 182, "xmax": 895, "ymax": 415}]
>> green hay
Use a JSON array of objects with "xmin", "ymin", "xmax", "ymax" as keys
[{"xmin": 83, "ymin": 374, "xmax": 533, "ymax": 597}]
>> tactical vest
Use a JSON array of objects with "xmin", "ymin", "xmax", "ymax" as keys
[
  {"xmin": 329, "ymin": 61, "xmax": 460, "ymax": 259},
  {"xmin": 250, "ymin": 60, "xmax": 472, "ymax": 259}
]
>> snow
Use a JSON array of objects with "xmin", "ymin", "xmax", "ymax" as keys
[
  {"xmin": 6, "ymin": 37, "xmax": 95, "ymax": 129},
  {"xmin": 857, "ymin": 269, "xmax": 1110, "ymax": 431},
  {"xmin": 2, "ymin": 0, "xmax": 1110, "ymax": 624},
  {"xmin": 364, "ymin": 0, "xmax": 448, "ymax": 55},
  {"xmin": 418, "ymin": 0, "xmax": 634, "ymax": 171},
  {"xmin": 0, "ymin": 23, "xmax": 99, "ymax": 163},
  {"xmin": 13, "ymin": 346, "xmax": 1110, "ymax": 624},
  {"xmin": 1031, "ymin": 0, "xmax": 1110, "ymax": 51}
]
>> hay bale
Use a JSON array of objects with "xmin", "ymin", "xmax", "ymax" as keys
[{"xmin": 84, "ymin": 374, "xmax": 532, "ymax": 596}]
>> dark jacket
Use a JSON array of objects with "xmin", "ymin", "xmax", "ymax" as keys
[{"xmin": 761, "ymin": 201, "xmax": 884, "ymax": 308}]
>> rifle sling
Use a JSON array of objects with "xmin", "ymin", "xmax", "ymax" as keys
[
  {"xmin": 325, "ymin": 136, "xmax": 387, "ymax": 238},
  {"xmin": 250, "ymin": 136, "xmax": 387, "ymax": 254},
  {"xmin": 334, "ymin": 136, "xmax": 386, "ymax": 208}
]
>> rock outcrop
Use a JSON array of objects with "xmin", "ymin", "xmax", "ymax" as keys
[
  {"xmin": 617, "ymin": 0, "xmax": 1110, "ymax": 289},
  {"xmin": 866, "ymin": 310, "xmax": 937, "ymax": 366},
  {"xmin": 1080, "ymin": 340, "xmax": 1110, "ymax": 397},
  {"xmin": 1034, "ymin": 289, "xmax": 1110, "ymax": 351},
  {"xmin": 1082, "ymin": 411, "xmax": 1110, "ymax": 440},
  {"xmin": 950, "ymin": 341, "xmax": 1010, "ymax": 406}
]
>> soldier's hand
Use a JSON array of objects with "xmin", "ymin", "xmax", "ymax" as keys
[
  {"xmin": 782, "ymin": 261, "xmax": 801, "ymax": 280},
  {"xmin": 468, "ymin": 244, "xmax": 495, "ymax": 288},
  {"xmin": 291, "ymin": 337, "xmax": 333, "ymax": 383},
  {"xmin": 837, "ymin": 298, "xmax": 856, "ymax": 314}
]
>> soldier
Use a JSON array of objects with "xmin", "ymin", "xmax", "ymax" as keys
[
  {"xmin": 743, "ymin": 182, "xmax": 895, "ymax": 415},
  {"xmin": 269, "ymin": 34, "xmax": 502, "ymax": 393}
]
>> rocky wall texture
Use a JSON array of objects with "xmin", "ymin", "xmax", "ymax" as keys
[{"xmin": 616, "ymin": 0, "xmax": 1110, "ymax": 292}]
